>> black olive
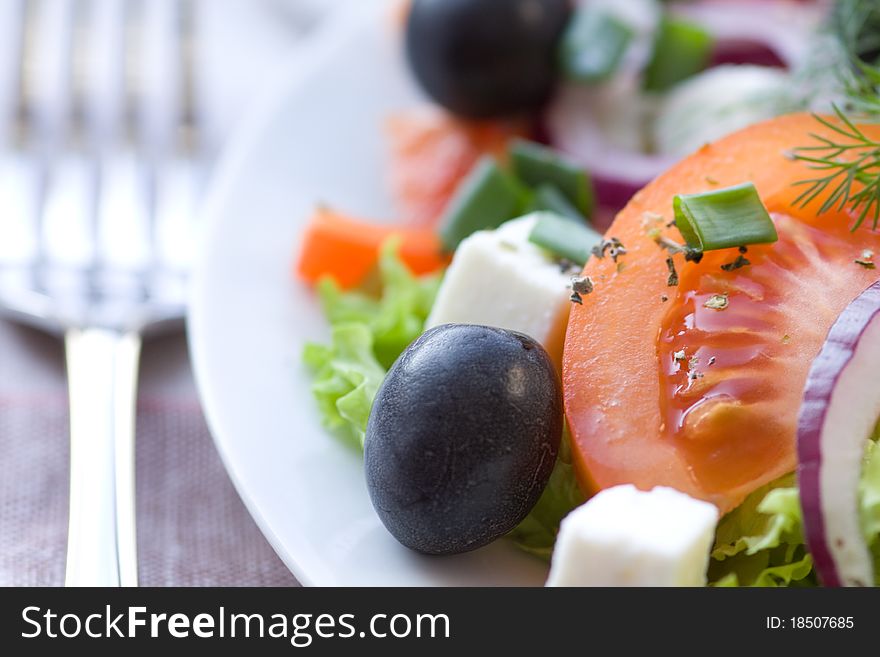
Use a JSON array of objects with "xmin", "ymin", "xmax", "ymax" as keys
[
  {"xmin": 364, "ymin": 324, "xmax": 563, "ymax": 555},
  {"xmin": 405, "ymin": 0, "xmax": 572, "ymax": 119}
]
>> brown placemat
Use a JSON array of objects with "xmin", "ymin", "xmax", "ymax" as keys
[{"xmin": 0, "ymin": 321, "xmax": 298, "ymax": 586}]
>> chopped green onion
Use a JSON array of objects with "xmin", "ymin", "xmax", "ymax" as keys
[
  {"xmin": 673, "ymin": 182, "xmax": 778, "ymax": 252},
  {"xmin": 528, "ymin": 212, "xmax": 603, "ymax": 266},
  {"xmin": 437, "ymin": 156, "xmax": 527, "ymax": 251},
  {"xmin": 643, "ymin": 16, "xmax": 714, "ymax": 92},
  {"xmin": 528, "ymin": 183, "xmax": 588, "ymax": 224},
  {"xmin": 509, "ymin": 140, "xmax": 594, "ymax": 216},
  {"xmin": 558, "ymin": 8, "xmax": 634, "ymax": 84}
]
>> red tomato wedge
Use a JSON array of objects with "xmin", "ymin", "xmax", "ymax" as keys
[
  {"xmin": 386, "ymin": 109, "xmax": 528, "ymax": 226},
  {"xmin": 563, "ymin": 113, "xmax": 880, "ymax": 514}
]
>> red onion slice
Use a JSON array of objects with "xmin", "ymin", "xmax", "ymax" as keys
[
  {"xmin": 544, "ymin": 83, "xmax": 678, "ymax": 215},
  {"xmin": 673, "ymin": 1, "xmax": 820, "ymax": 69},
  {"xmin": 797, "ymin": 280, "xmax": 880, "ymax": 587}
]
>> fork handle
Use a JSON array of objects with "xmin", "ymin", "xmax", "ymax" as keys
[{"xmin": 64, "ymin": 328, "xmax": 142, "ymax": 587}]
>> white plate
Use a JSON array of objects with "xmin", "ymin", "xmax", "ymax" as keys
[{"xmin": 189, "ymin": 0, "xmax": 548, "ymax": 586}]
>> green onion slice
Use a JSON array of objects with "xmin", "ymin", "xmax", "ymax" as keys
[
  {"xmin": 510, "ymin": 140, "xmax": 594, "ymax": 216},
  {"xmin": 643, "ymin": 16, "xmax": 714, "ymax": 92},
  {"xmin": 438, "ymin": 156, "xmax": 527, "ymax": 251},
  {"xmin": 673, "ymin": 182, "xmax": 778, "ymax": 252},
  {"xmin": 558, "ymin": 8, "xmax": 634, "ymax": 84},
  {"xmin": 528, "ymin": 212, "xmax": 603, "ymax": 266},
  {"xmin": 528, "ymin": 183, "xmax": 588, "ymax": 224}
]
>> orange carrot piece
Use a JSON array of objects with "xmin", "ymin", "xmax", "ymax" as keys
[{"xmin": 295, "ymin": 207, "xmax": 447, "ymax": 289}]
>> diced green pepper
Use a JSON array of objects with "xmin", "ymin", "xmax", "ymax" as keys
[
  {"xmin": 437, "ymin": 156, "xmax": 528, "ymax": 251},
  {"xmin": 510, "ymin": 140, "xmax": 594, "ymax": 216},
  {"xmin": 528, "ymin": 183, "xmax": 588, "ymax": 224},
  {"xmin": 528, "ymin": 212, "xmax": 603, "ymax": 266},
  {"xmin": 643, "ymin": 16, "xmax": 714, "ymax": 92},
  {"xmin": 559, "ymin": 8, "xmax": 634, "ymax": 84}
]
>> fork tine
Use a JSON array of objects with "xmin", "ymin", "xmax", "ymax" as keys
[
  {"xmin": 20, "ymin": 0, "xmax": 82, "ymax": 299},
  {"xmin": 0, "ymin": 2, "xmax": 35, "ymax": 298},
  {"xmin": 39, "ymin": 0, "xmax": 98, "ymax": 310},
  {"xmin": 154, "ymin": 0, "xmax": 202, "ymax": 282},
  {"xmin": 12, "ymin": 0, "xmax": 36, "ymax": 149},
  {"xmin": 27, "ymin": 0, "xmax": 78, "ymax": 147},
  {"xmin": 10, "ymin": 0, "xmax": 44, "ymax": 285},
  {"xmin": 122, "ymin": 0, "xmax": 145, "ymax": 143},
  {"xmin": 96, "ymin": 0, "xmax": 151, "ymax": 285},
  {"xmin": 0, "ymin": 0, "xmax": 25, "ymax": 147},
  {"xmin": 87, "ymin": 0, "xmax": 127, "ymax": 142},
  {"xmin": 138, "ymin": 0, "xmax": 202, "ymax": 298},
  {"xmin": 178, "ymin": 0, "xmax": 198, "ymax": 154},
  {"xmin": 1, "ymin": 0, "xmax": 200, "ymax": 330}
]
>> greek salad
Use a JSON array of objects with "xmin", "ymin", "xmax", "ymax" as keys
[{"xmin": 295, "ymin": 0, "xmax": 880, "ymax": 587}]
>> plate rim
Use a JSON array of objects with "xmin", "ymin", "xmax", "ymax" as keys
[{"xmin": 188, "ymin": 1, "xmax": 387, "ymax": 587}]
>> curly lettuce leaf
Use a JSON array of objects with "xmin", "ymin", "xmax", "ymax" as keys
[
  {"xmin": 315, "ymin": 239, "xmax": 442, "ymax": 369},
  {"xmin": 711, "ymin": 432, "xmax": 880, "ymax": 587},
  {"xmin": 709, "ymin": 478, "xmax": 815, "ymax": 587},
  {"xmin": 508, "ymin": 428, "xmax": 586, "ymax": 560},
  {"xmin": 303, "ymin": 240, "xmax": 442, "ymax": 449},
  {"xmin": 712, "ymin": 552, "xmax": 815, "ymax": 588},
  {"xmin": 712, "ymin": 476, "xmax": 801, "ymax": 559},
  {"xmin": 861, "ymin": 440, "xmax": 880, "ymax": 576},
  {"xmin": 862, "ymin": 436, "xmax": 880, "ymax": 540},
  {"xmin": 303, "ymin": 324, "xmax": 386, "ymax": 450}
]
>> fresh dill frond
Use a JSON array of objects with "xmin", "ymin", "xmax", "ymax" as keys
[
  {"xmin": 831, "ymin": 0, "xmax": 880, "ymax": 115},
  {"xmin": 833, "ymin": 0, "xmax": 880, "ymax": 67},
  {"xmin": 792, "ymin": 106, "xmax": 880, "ymax": 231},
  {"xmin": 790, "ymin": 2, "xmax": 880, "ymax": 231}
]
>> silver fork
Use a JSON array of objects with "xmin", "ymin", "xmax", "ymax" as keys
[{"xmin": 0, "ymin": 0, "xmax": 202, "ymax": 586}]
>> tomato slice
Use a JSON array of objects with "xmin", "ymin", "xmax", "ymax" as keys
[{"xmin": 563, "ymin": 113, "xmax": 880, "ymax": 513}]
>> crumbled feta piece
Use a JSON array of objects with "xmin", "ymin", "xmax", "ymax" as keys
[
  {"xmin": 546, "ymin": 485, "xmax": 719, "ymax": 587},
  {"xmin": 425, "ymin": 215, "xmax": 574, "ymax": 363}
]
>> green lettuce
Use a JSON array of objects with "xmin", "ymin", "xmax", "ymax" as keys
[
  {"xmin": 508, "ymin": 428, "xmax": 586, "ymax": 560},
  {"xmin": 303, "ymin": 324, "xmax": 385, "ymax": 450},
  {"xmin": 861, "ymin": 440, "xmax": 880, "ymax": 575},
  {"xmin": 710, "ymin": 436, "xmax": 880, "ymax": 587},
  {"xmin": 303, "ymin": 241, "xmax": 442, "ymax": 449},
  {"xmin": 314, "ymin": 240, "xmax": 442, "ymax": 369},
  {"xmin": 709, "ymin": 476, "xmax": 815, "ymax": 587}
]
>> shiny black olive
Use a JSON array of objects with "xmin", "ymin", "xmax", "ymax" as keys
[
  {"xmin": 364, "ymin": 324, "xmax": 563, "ymax": 555},
  {"xmin": 405, "ymin": 0, "xmax": 572, "ymax": 118}
]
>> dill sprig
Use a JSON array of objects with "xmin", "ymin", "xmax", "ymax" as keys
[
  {"xmin": 792, "ymin": 106, "xmax": 880, "ymax": 231},
  {"xmin": 837, "ymin": 55, "xmax": 880, "ymax": 117},
  {"xmin": 833, "ymin": 0, "xmax": 880, "ymax": 72},
  {"xmin": 790, "ymin": 0, "xmax": 880, "ymax": 230}
]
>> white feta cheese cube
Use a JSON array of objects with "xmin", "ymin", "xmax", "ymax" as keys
[
  {"xmin": 546, "ymin": 485, "xmax": 719, "ymax": 587},
  {"xmin": 425, "ymin": 215, "xmax": 573, "ymax": 363}
]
